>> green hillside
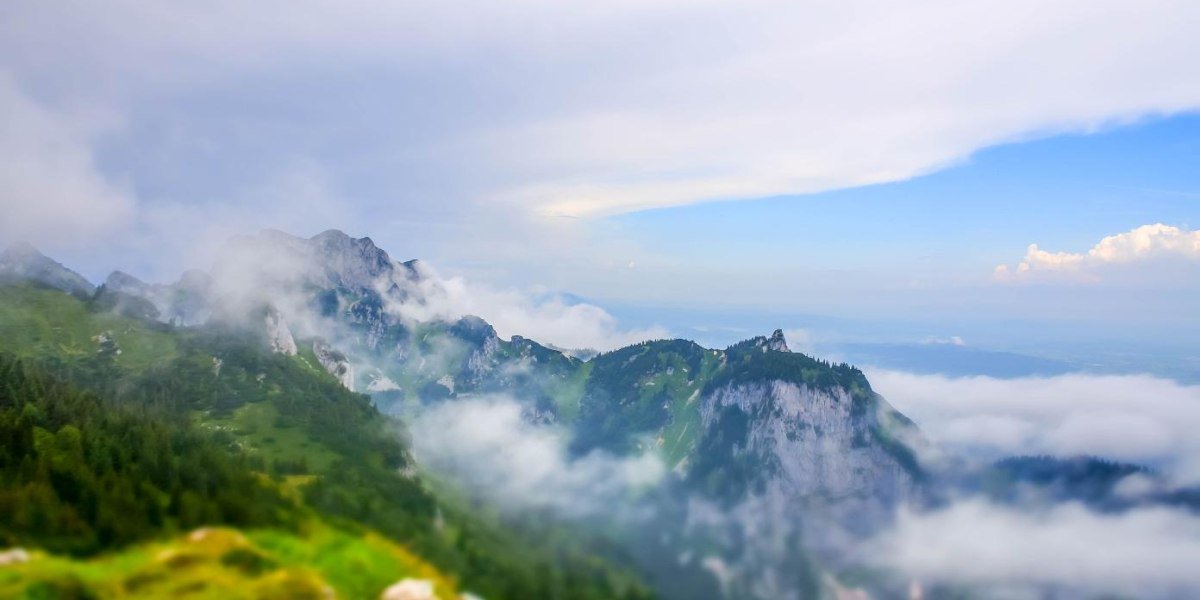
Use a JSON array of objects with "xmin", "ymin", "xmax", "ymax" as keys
[{"xmin": 0, "ymin": 284, "xmax": 654, "ymax": 600}]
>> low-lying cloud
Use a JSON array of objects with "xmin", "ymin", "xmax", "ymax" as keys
[
  {"xmin": 408, "ymin": 396, "xmax": 665, "ymax": 518},
  {"xmin": 868, "ymin": 370, "xmax": 1200, "ymax": 481},
  {"xmin": 386, "ymin": 262, "xmax": 667, "ymax": 352},
  {"xmin": 870, "ymin": 499, "xmax": 1200, "ymax": 598}
]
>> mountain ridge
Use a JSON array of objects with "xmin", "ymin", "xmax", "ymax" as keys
[{"xmin": 1, "ymin": 232, "xmax": 931, "ymax": 599}]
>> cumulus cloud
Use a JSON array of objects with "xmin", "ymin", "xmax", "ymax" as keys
[
  {"xmin": 995, "ymin": 223, "xmax": 1200, "ymax": 281},
  {"xmin": 870, "ymin": 499, "xmax": 1200, "ymax": 598},
  {"xmin": 408, "ymin": 395, "xmax": 665, "ymax": 518},
  {"xmin": 868, "ymin": 370, "xmax": 1200, "ymax": 482}
]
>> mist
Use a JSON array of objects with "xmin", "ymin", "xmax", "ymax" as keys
[
  {"xmin": 868, "ymin": 369, "xmax": 1200, "ymax": 483},
  {"xmin": 869, "ymin": 499, "xmax": 1200, "ymax": 599},
  {"xmin": 408, "ymin": 395, "xmax": 665, "ymax": 519}
]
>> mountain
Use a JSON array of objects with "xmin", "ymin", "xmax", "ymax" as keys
[
  {"xmin": 0, "ymin": 242, "xmax": 95, "ymax": 297},
  {"xmin": 0, "ymin": 281, "xmax": 655, "ymax": 600},
  {"xmin": 0, "ymin": 234, "xmax": 934, "ymax": 600},
  {"xmin": 568, "ymin": 334, "xmax": 926, "ymax": 599}
]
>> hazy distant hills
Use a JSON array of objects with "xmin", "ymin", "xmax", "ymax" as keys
[{"xmin": 830, "ymin": 342, "xmax": 1077, "ymax": 378}]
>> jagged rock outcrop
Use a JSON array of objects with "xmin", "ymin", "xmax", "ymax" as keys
[
  {"xmin": 764, "ymin": 328, "xmax": 790, "ymax": 352},
  {"xmin": 313, "ymin": 340, "xmax": 354, "ymax": 389},
  {"xmin": 0, "ymin": 243, "xmax": 94, "ymax": 297},
  {"xmin": 264, "ymin": 309, "xmax": 298, "ymax": 356}
]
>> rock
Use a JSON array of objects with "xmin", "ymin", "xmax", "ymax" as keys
[
  {"xmin": 765, "ymin": 329, "xmax": 790, "ymax": 352},
  {"xmin": 314, "ymin": 340, "xmax": 354, "ymax": 389},
  {"xmin": 380, "ymin": 578, "xmax": 437, "ymax": 600},
  {"xmin": 265, "ymin": 309, "xmax": 298, "ymax": 356},
  {"xmin": 0, "ymin": 548, "xmax": 29, "ymax": 566}
]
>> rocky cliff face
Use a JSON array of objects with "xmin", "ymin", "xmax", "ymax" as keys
[
  {"xmin": 694, "ymin": 381, "xmax": 917, "ymax": 510},
  {"xmin": 569, "ymin": 331, "xmax": 927, "ymax": 599},
  {"xmin": 682, "ymin": 378, "xmax": 923, "ymax": 599}
]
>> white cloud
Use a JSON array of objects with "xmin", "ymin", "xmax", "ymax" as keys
[
  {"xmin": 3, "ymin": 0, "xmax": 1199, "ymax": 225},
  {"xmin": 921, "ymin": 335, "xmax": 966, "ymax": 347},
  {"xmin": 871, "ymin": 499, "xmax": 1200, "ymax": 598},
  {"xmin": 868, "ymin": 370, "xmax": 1200, "ymax": 482},
  {"xmin": 384, "ymin": 261, "xmax": 667, "ymax": 351},
  {"xmin": 408, "ymin": 395, "xmax": 665, "ymax": 518},
  {"xmin": 995, "ymin": 223, "xmax": 1200, "ymax": 281},
  {"xmin": 0, "ymin": 74, "xmax": 134, "ymax": 246}
]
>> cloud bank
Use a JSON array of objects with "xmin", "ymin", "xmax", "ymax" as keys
[
  {"xmin": 995, "ymin": 223, "xmax": 1200, "ymax": 282},
  {"xmin": 868, "ymin": 370, "xmax": 1200, "ymax": 482},
  {"xmin": 871, "ymin": 499, "xmax": 1200, "ymax": 598}
]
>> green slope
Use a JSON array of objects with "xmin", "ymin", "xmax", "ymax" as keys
[{"xmin": 0, "ymin": 284, "xmax": 655, "ymax": 600}]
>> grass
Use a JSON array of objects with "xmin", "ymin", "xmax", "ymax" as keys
[
  {"xmin": 0, "ymin": 285, "xmax": 178, "ymax": 371},
  {"xmin": 0, "ymin": 524, "xmax": 461, "ymax": 600},
  {"xmin": 548, "ymin": 360, "xmax": 592, "ymax": 423},
  {"xmin": 200, "ymin": 402, "xmax": 341, "ymax": 475}
]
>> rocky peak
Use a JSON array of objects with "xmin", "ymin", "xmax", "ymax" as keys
[
  {"xmin": 766, "ymin": 328, "xmax": 790, "ymax": 352},
  {"xmin": 0, "ymin": 243, "xmax": 95, "ymax": 297},
  {"xmin": 725, "ymin": 329, "xmax": 791, "ymax": 356},
  {"xmin": 104, "ymin": 270, "xmax": 151, "ymax": 294},
  {"xmin": 310, "ymin": 230, "xmax": 394, "ymax": 287},
  {"xmin": 450, "ymin": 315, "xmax": 498, "ymax": 344},
  {"xmin": 221, "ymin": 229, "xmax": 407, "ymax": 295}
]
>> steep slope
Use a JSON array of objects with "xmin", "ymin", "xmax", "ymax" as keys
[
  {"xmin": 569, "ymin": 331, "xmax": 926, "ymax": 600},
  {"xmin": 573, "ymin": 331, "xmax": 923, "ymax": 509},
  {"xmin": 0, "ymin": 282, "xmax": 656, "ymax": 600},
  {"xmin": 101, "ymin": 230, "xmax": 584, "ymax": 417},
  {"xmin": 56, "ymin": 230, "xmax": 931, "ymax": 599}
]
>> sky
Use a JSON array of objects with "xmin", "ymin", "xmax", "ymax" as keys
[{"xmin": 2, "ymin": 0, "xmax": 1198, "ymax": 368}]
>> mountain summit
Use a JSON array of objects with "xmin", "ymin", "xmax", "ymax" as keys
[{"xmin": 0, "ymin": 243, "xmax": 95, "ymax": 297}]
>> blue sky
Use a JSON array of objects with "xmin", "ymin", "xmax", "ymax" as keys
[
  {"xmin": 616, "ymin": 115, "xmax": 1200, "ymax": 272},
  {"xmin": 1, "ymin": 1, "xmax": 1197, "ymax": 366}
]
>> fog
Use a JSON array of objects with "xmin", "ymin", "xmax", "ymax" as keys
[
  {"xmin": 870, "ymin": 499, "xmax": 1200, "ymax": 599},
  {"xmin": 869, "ymin": 369, "xmax": 1200, "ymax": 483},
  {"xmin": 408, "ymin": 395, "xmax": 665, "ymax": 519}
]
